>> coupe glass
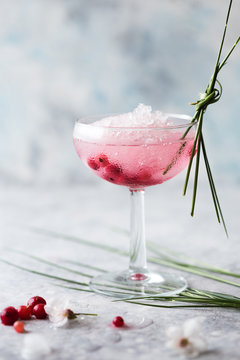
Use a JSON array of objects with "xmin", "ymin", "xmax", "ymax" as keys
[{"xmin": 73, "ymin": 112, "xmax": 196, "ymax": 298}]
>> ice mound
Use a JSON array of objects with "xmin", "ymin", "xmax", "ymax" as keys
[
  {"xmin": 74, "ymin": 104, "xmax": 187, "ymax": 145},
  {"xmin": 93, "ymin": 104, "xmax": 170, "ymax": 128}
]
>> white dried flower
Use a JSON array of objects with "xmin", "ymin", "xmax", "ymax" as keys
[
  {"xmin": 44, "ymin": 296, "xmax": 75, "ymax": 328},
  {"xmin": 166, "ymin": 317, "xmax": 207, "ymax": 358}
]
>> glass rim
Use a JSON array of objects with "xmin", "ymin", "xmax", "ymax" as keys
[{"xmin": 74, "ymin": 112, "xmax": 197, "ymax": 131}]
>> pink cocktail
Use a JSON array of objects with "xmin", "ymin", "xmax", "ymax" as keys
[
  {"xmin": 73, "ymin": 105, "xmax": 196, "ymax": 298},
  {"xmin": 74, "ymin": 132, "xmax": 194, "ymax": 188}
]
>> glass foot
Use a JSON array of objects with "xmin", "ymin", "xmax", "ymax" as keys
[{"xmin": 89, "ymin": 270, "xmax": 187, "ymax": 299}]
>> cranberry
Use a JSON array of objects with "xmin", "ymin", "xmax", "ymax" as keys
[
  {"xmin": 115, "ymin": 175, "xmax": 126, "ymax": 185},
  {"xmin": 27, "ymin": 296, "xmax": 46, "ymax": 314},
  {"xmin": 32, "ymin": 304, "xmax": 47, "ymax": 319},
  {"xmin": 18, "ymin": 305, "xmax": 31, "ymax": 320},
  {"xmin": 112, "ymin": 316, "xmax": 124, "ymax": 328},
  {"xmin": 137, "ymin": 169, "xmax": 152, "ymax": 182},
  {"xmin": 98, "ymin": 154, "xmax": 109, "ymax": 167},
  {"xmin": 87, "ymin": 158, "xmax": 100, "ymax": 170},
  {"xmin": 13, "ymin": 321, "xmax": 25, "ymax": 333},
  {"xmin": 189, "ymin": 146, "xmax": 197, "ymax": 157},
  {"xmin": 104, "ymin": 164, "xmax": 122, "ymax": 182},
  {"xmin": 124, "ymin": 175, "xmax": 138, "ymax": 185},
  {"xmin": 1, "ymin": 306, "xmax": 19, "ymax": 326}
]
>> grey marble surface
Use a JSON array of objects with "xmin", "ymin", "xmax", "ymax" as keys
[{"xmin": 0, "ymin": 179, "xmax": 240, "ymax": 359}]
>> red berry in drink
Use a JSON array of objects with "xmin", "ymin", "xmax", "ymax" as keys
[
  {"xmin": 1, "ymin": 306, "xmax": 19, "ymax": 326},
  {"xmin": 13, "ymin": 321, "xmax": 25, "ymax": 333},
  {"xmin": 188, "ymin": 146, "xmax": 197, "ymax": 157},
  {"xmin": 27, "ymin": 296, "xmax": 46, "ymax": 314},
  {"xmin": 124, "ymin": 169, "xmax": 152, "ymax": 186},
  {"xmin": 137, "ymin": 169, "xmax": 152, "ymax": 183},
  {"xmin": 18, "ymin": 305, "xmax": 31, "ymax": 320},
  {"xmin": 112, "ymin": 316, "xmax": 124, "ymax": 327},
  {"xmin": 87, "ymin": 157, "xmax": 100, "ymax": 170},
  {"xmin": 115, "ymin": 174, "xmax": 126, "ymax": 185},
  {"xmin": 124, "ymin": 174, "xmax": 137, "ymax": 185},
  {"xmin": 104, "ymin": 164, "xmax": 122, "ymax": 182},
  {"xmin": 32, "ymin": 304, "xmax": 47, "ymax": 319},
  {"xmin": 98, "ymin": 154, "xmax": 109, "ymax": 167}
]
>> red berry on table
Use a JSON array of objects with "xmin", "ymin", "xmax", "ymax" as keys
[
  {"xmin": 98, "ymin": 154, "xmax": 109, "ymax": 167},
  {"xmin": 87, "ymin": 157, "xmax": 100, "ymax": 170},
  {"xmin": 32, "ymin": 304, "xmax": 47, "ymax": 319},
  {"xmin": 18, "ymin": 305, "xmax": 31, "ymax": 320},
  {"xmin": 1, "ymin": 306, "xmax": 19, "ymax": 326},
  {"xmin": 27, "ymin": 296, "xmax": 46, "ymax": 314},
  {"xmin": 112, "ymin": 316, "xmax": 124, "ymax": 328},
  {"xmin": 13, "ymin": 321, "xmax": 25, "ymax": 333}
]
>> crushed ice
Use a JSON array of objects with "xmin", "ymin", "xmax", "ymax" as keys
[{"xmin": 94, "ymin": 104, "xmax": 169, "ymax": 128}]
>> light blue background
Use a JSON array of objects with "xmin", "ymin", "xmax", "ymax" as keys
[{"xmin": 0, "ymin": 0, "xmax": 239, "ymax": 185}]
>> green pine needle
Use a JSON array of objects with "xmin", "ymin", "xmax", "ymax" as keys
[
  {"xmin": 2, "ymin": 249, "xmax": 240, "ymax": 310},
  {"xmin": 180, "ymin": 0, "xmax": 239, "ymax": 235},
  {"xmin": 31, "ymin": 228, "xmax": 240, "ymax": 289},
  {"xmin": 0, "ymin": 258, "xmax": 89, "ymax": 288}
]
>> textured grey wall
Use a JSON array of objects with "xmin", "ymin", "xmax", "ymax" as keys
[{"xmin": 0, "ymin": 0, "xmax": 239, "ymax": 185}]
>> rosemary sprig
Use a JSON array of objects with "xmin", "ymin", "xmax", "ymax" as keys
[{"xmin": 173, "ymin": 0, "xmax": 239, "ymax": 235}]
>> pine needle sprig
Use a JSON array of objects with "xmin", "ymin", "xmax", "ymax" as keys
[
  {"xmin": 30, "ymin": 228, "xmax": 240, "ymax": 288},
  {"xmin": 116, "ymin": 288, "xmax": 240, "ymax": 309},
  {"xmin": 7, "ymin": 248, "xmax": 93, "ymax": 278},
  {"xmin": 2, "ymin": 250, "xmax": 240, "ymax": 310},
  {"xmin": 0, "ymin": 258, "xmax": 90, "ymax": 288},
  {"xmin": 177, "ymin": 0, "xmax": 239, "ymax": 235}
]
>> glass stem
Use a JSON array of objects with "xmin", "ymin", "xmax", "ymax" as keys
[{"xmin": 129, "ymin": 189, "xmax": 148, "ymax": 274}]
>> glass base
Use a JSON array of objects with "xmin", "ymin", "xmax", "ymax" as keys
[{"xmin": 89, "ymin": 270, "xmax": 187, "ymax": 299}]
